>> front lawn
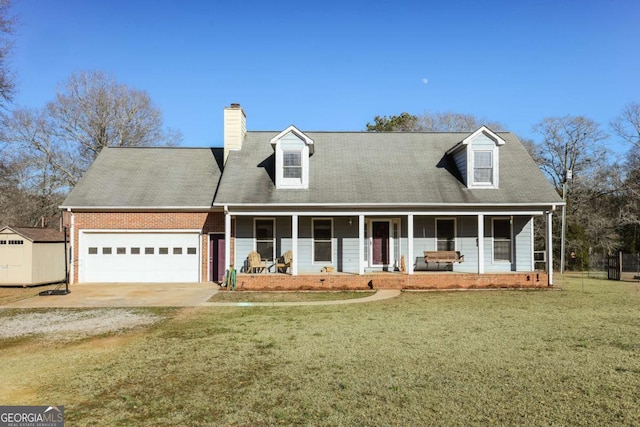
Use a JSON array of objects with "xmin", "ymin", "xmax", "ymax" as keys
[
  {"xmin": 1, "ymin": 274, "xmax": 638, "ymax": 426},
  {"xmin": 209, "ymin": 290, "xmax": 375, "ymax": 303}
]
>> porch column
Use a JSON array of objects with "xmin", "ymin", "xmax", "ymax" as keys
[
  {"xmin": 358, "ymin": 214, "xmax": 365, "ymax": 275},
  {"xmin": 291, "ymin": 214, "xmax": 298, "ymax": 276},
  {"xmin": 224, "ymin": 209, "xmax": 232, "ymax": 272},
  {"xmin": 407, "ymin": 214, "xmax": 414, "ymax": 274},
  {"xmin": 477, "ymin": 214, "xmax": 485, "ymax": 274},
  {"xmin": 546, "ymin": 210, "xmax": 553, "ymax": 286}
]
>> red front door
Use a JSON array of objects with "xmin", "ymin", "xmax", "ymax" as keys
[
  {"xmin": 372, "ymin": 221, "xmax": 389, "ymax": 265},
  {"xmin": 209, "ymin": 234, "xmax": 225, "ymax": 282}
]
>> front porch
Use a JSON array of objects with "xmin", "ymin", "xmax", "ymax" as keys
[
  {"xmin": 225, "ymin": 210, "xmax": 555, "ymax": 287},
  {"xmin": 232, "ymin": 271, "xmax": 549, "ymax": 291}
]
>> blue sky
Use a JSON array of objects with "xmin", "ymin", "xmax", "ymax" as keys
[{"xmin": 9, "ymin": 0, "xmax": 640, "ymax": 151}]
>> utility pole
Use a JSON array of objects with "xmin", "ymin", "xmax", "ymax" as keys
[{"xmin": 560, "ymin": 170, "xmax": 572, "ymax": 274}]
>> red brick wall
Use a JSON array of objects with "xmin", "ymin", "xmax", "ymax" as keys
[
  {"xmin": 71, "ymin": 211, "xmax": 224, "ymax": 283},
  {"xmin": 230, "ymin": 272, "xmax": 549, "ymax": 291}
]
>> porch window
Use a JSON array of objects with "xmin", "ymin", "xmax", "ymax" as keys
[
  {"xmin": 255, "ymin": 219, "xmax": 275, "ymax": 260},
  {"xmin": 436, "ymin": 218, "xmax": 455, "ymax": 251},
  {"xmin": 493, "ymin": 218, "xmax": 512, "ymax": 262},
  {"xmin": 473, "ymin": 151, "xmax": 493, "ymax": 185},
  {"xmin": 313, "ymin": 219, "xmax": 332, "ymax": 263}
]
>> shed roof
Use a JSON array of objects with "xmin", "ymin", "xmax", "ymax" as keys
[{"xmin": 0, "ymin": 226, "xmax": 65, "ymax": 242}]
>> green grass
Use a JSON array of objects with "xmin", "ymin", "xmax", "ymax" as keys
[
  {"xmin": 1, "ymin": 275, "xmax": 639, "ymax": 426},
  {"xmin": 209, "ymin": 290, "xmax": 375, "ymax": 302}
]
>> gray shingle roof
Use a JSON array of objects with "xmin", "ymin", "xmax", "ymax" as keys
[
  {"xmin": 215, "ymin": 131, "xmax": 561, "ymax": 206},
  {"xmin": 61, "ymin": 147, "xmax": 223, "ymax": 208}
]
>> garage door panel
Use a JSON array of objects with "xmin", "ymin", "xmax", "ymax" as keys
[{"xmin": 81, "ymin": 232, "xmax": 200, "ymax": 283}]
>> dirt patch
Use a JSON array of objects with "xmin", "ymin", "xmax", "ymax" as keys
[{"xmin": 0, "ymin": 309, "xmax": 160, "ymax": 340}]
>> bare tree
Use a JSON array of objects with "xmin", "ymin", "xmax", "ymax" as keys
[
  {"xmin": 0, "ymin": 70, "xmax": 180, "ymax": 225},
  {"xmin": 611, "ymin": 102, "xmax": 640, "ymax": 148},
  {"xmin": 48, "ymin": 70, "xmax": 181, "ymax": 173},
  {"xmin": 2, "ymin": 70, "xmax": 181, "ymax": 189},
  {"xmin": 0, "ymin": 0, "xmax": 15, "ymax": 109},
  {"xmin": 416, "ymin": 111, "xmax": 505, "ymax": 132},
  {"xmin": 531, "ymin": 115, "xmax": 608, "ymax": 193},
  {"xmin": 367, "ymin": 111, "xmax": 505, "ymax": 132}
]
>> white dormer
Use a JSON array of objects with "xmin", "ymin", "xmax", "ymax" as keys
[
  {"xmin": 270, "ymin": 125, "xmax": 314, "ymax": 189},
  {"xmin": 447, "ymin": 126, "xmax": 505, "ymax": 189}
]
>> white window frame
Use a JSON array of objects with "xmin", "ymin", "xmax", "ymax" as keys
[
  {"xmin": 271, "ymin": 126, "xmax": 313, "ymax": 190},
  {"xmin": 254, "ymin": 218, "xmax": 276, "ymax": 261},
  {"xmin": 312, "ymin": 218, "xmax": 333, "ymax": 264},
  {"xmin": 282, "ymin": 150, "xmax": 303, "ymax": 181},
  {"xmin": 435, "ymin": 218, "xmax": 457, "ymax": 251},
  {"xmin": 492, "ymin": 217, "xmax": 512, "ymax": 263},
  {"xmin": 472, "ymin": 150, "xmax": 494, "ymax": 186}
]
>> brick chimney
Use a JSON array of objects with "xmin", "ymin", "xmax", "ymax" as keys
[{"xmin": 223, "ymin": 103, "xmax": 246, "ymax": 164}]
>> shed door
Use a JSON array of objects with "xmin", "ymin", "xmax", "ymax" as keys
[
  {"xmin": 0, "ymin": 240, "xmax": 27, "ymax": 284},
  {"xmin": 81, "ymin": 232, "xmax": 200, "ymax": 283}
]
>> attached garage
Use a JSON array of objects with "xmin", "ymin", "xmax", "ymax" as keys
[{"xmin": 79, "ymin": 231, "xmax": 201, "ymax": 283}]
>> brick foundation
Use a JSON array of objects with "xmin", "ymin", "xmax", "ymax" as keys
[{"xmin": 232, "ymin": 271, "xmax": 550, "ymax": 291}]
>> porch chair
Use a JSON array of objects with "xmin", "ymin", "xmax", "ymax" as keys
[
  {"xmin": 248, "ymin": 251, "xmax": 267, "ymax": 273},
  {"xmin": 276, "ymin": 250, "xmax": 293, "ymax": 273}
]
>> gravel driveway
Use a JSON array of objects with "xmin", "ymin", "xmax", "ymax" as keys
[{"xmin": 0, "ymin": 309, "xmax": 160, "ymax": 340}]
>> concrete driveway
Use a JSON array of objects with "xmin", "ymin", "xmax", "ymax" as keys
[{"xmin": 2, "ymin": 283, "xmax": 220, "ymax": 308}]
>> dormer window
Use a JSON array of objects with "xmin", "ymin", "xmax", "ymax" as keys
[
  {"xmin": 271, "ymin": 125, "xmax": 314, "ymax": 189},
  {"xmin": 473, "ymin": 150, "xmax": 493, "ymax": 185},
  {"xmin": 446, "ymin": 126, "xmax": 504, "ymax": 189},
  {"xmin": 283, "ymin": 151, "xmax": 302, "ymax": 179}
]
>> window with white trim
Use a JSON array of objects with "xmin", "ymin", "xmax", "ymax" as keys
[
  {"xmin": 493, "ymin": 218, "xmax": 512, "ymax": 262},
  {"xmin": 272, "ymin": 126, "xmax": 313, "ymax": 189},
  {"xmin": 474, "ymin": 151, "xmax": 493, "ymax": 185},
  {"xmin": 283, "ymin": 151, "xmax": 302, "ymax": 179},
  {"xmin": 255, "ymin": 219, "xmax": 275, "ymax": 261},
  {"xmin": 313, "ymin": 219, "xmax": 332, "ymax": 263},
  {"xmin": 436, "ymin": 219, "xmax": 456, "ymax": 251}
]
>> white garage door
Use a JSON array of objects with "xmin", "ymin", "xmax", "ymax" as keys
[{"xmin": 81, "ymin": 232, "xmax": 200, "ymax": 283}]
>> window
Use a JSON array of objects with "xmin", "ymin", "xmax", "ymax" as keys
[
  {"xmin": 8, "ymin": 240, "xmax": 23, "ymax": 245},
  {"xmin": 0, "ymin": 240, "xmax": 6, "ymax": 245},
  {"xmin": 173, "ymin": 247, "xmax": 183, "ymax": 255},
  {"xmin": 313, "ymin": 219, "xmax": 332, "ymax": 263},
  {"xmin": 102, "ymin": 247, "xmax": 112, "ymax": 255},
  {"xmin": 131, "ymin": 247, "xmax": 140, "ymax": 255},
  {"xmin": 255, "ymin": 219, "xmax": 275, "ymax": 260},
  {"xmin": 283, "ymin": 151, "xmax": 302, "ymax": 179},
  {"xmin": 493, "ymin": 218, "xmax": 512, "ymax": 262},
  {"xmin": 159, "ymin": 247, "xmax": 169, "ymax": 255},
  {"xmin": 187, "ymin": 247, "xmax": 197, "ymax": 255},
  {"xmin": 88, "ymin": 247, "xmax": 98, "ymax": 255},
  {"xmin": 474, "ymin": 151, "xmax": 493, "ymax": 185},
  {"xmin": 436, "ymin": 219, "xmax": 455, "ymax": 251},
  {"xmin": 272, "ymin": 126, "xmax": 313, "ymax": 189},
  {"xmin": 145, "ymin": 247, "xmax": 154, "ymax": 255},
  {"xmin": 117, "ymin": 247, "xmax": 126, "ymax": 255}
]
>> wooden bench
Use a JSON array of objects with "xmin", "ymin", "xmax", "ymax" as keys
[{"xmin": 423, "ymin": 251, "xmax": 464, "ymax": 268}]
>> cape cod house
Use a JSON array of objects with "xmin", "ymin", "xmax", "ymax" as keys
[{"xmin": 61, "ymin": 104, "xmax": 562, "ymax": 289}]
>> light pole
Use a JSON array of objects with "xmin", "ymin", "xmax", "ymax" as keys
[{"xmin": 560, "ymin": 170, "xmax": 572, "ymax": 274}]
